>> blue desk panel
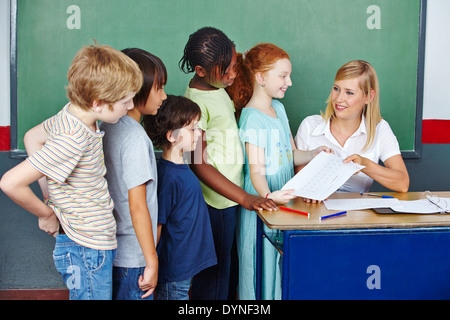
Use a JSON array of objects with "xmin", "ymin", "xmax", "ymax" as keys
[{"xmin": 282, "ymin": 227, "xmax": 450, "ymax": 299}]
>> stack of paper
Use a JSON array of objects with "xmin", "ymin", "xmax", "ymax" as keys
[
  {"xmin": 282, "ymin": 152, "xmax": 365, "ymax": 201},
  {"xmin": 391, "ymin": 199, "xmax": 450, "ymax": 214},
  {"xmin": 324, "ymin": 198, "xmax": 401, "ymax": 211},
  {"xmin": 280, "ymin": 151, "xmax": 450, "ymax": 214},
  {"xmin": 324, "ymin": 198, "xmax": 450, "ymax": 214}
]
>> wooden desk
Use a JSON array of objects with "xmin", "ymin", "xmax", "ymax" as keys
[{"xmin": 256, "ymin": 192, "xmax": 450, "ymax": 299}]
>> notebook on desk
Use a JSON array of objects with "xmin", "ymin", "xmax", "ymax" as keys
[
  {"xmin": 374, "ymin": 207, "xmax": 450, "ymax": 214},
  {"xmin": 374, "ymin": 208, "xmax": 416, "ymax": 214},
  {"xmin": 324, "ymin": 192, "xmax": 450, "ymax": 214},
  {"xmin": 374, "ymin": 195, "xmax": 450, "ymax": 214}
]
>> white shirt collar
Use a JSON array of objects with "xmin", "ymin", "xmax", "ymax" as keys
[{"xmin": 311, "ymin": 114, "xmax": 367, "ymax": 138}]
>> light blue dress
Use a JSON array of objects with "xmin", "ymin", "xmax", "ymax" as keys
[{"xmin": 237, "ymin": 100, "xmax": 294, "ymax": 300}]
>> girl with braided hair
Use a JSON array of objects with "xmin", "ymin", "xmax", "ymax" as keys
[{"xmin": 180, "ymin": 27, "xmax": 277, "ymax": 300}]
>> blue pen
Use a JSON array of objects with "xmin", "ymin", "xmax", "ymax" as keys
[
  {"xmin": 360, "ymin": 192, "xmax": 394, "ymax": 199},
  {"xmin": 320, "ymin": 211, "xmax": 347, "ymax": 220}
]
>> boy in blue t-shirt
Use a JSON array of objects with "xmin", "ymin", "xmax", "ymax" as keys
[{"xmin": 143, "ymin": 95, "xmax": 216, "ymax": 300}]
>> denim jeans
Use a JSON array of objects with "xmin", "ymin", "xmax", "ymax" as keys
[
  {"xmin": 53, "ymin": 234, "xmax": 116, "ymax": 300},
  {"xmin": 113, "ymin": 266, "xmax": 153, "ymax": 300},
  {"xmin": 190, "ymin": 205, "xmax": 238, "ymax": 300},
  {"xmin": 154, "ymin": 279, "xmax": 191, "ymax": 300}
]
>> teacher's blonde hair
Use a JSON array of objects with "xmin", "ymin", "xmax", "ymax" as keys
[{"xmin": 322, "ymin": 60, "xmax": 382, "ymax": 151}]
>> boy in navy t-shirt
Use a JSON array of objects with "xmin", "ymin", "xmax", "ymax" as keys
[{"xmin": 143, "ymin": 95, "xmax": 216, "ymax": 300}]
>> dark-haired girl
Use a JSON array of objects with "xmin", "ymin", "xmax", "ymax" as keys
[{"xmin": 179, "ymin": 27, "xmax": 277, "ymax": 300}]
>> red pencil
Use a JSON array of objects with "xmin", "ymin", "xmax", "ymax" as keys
[{"xmin": 279, "ymin": 206, "xmax": 310, "ymax": 217}]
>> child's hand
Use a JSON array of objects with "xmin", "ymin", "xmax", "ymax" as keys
[
  {"xmin": 38, "ymin": 211, "xmax": 60, "ymax": 237},
  {"xmin": 302, "ymin": 197, "xmax": 325, "ymax": 204},
  {"xmin": 313, "ymin": 146, "xmax": 334, "ymax": 157},
  {"xmin": 139, "ymin": 264, "xmax": 158, "ymax": 299},
  {"xmin": 242, "ymin": 194, "xmax": 278, "ymax": 212},
  {"xmin": 267, "ymin": 189, "xmax": 297, "ymax": 204}
]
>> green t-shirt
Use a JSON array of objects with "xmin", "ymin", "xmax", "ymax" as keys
[{"xmin": 184, "ymin": 87, "xmax": 244, "ymax": 209}]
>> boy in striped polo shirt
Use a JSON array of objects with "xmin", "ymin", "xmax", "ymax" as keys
[{"xmin": 0, "ymin": 44, "xmax": 143, "ymax": 300}]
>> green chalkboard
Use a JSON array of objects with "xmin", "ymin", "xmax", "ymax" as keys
[{"xmin": 13, "ymin": 0, "xmax": 425, "ymax": 156}]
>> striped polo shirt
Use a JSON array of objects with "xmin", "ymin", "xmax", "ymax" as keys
[{"xmin": 27, "ymin": 104, "xmax": 116, "ymax": 250}]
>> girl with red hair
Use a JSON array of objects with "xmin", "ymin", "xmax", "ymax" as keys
[{"xmin": 227, "ymin": 43, "xmax": 330, "ymax": 299}]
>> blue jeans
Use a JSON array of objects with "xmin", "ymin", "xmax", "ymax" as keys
[
  {"xmin": 113, "ymin": 266, "xmax": 153, "ymax": 300},
  {"xmin": 154, "ymin": 279, "xmax": 191, "ymax": 300},
  {"xmin": 190, "ymin": 205, "xmax": 238, "ymax": 300},
  {"xmin": 53, "ymin": 234, "xmax": 116, "ymax": 300}
]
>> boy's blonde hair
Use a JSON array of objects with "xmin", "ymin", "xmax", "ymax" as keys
[
  {"xmin": 66, "ymin": 44, "xmax": 143, "ymax": 110},
  {"xmin": 322, "ymin": 60, "xmax": 382, "ymax": 151}
]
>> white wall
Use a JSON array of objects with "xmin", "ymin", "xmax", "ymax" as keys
[
  {"xmin": 423, "ymin": 0, "xmax": 450, "ymax": 120},
  {"xmin": 0, "ymin": 0, "xmax": 10, "ymax": 127},
  {"xmin": 0, "ymin": 0, "xmax": 448, "ymax": 127}
]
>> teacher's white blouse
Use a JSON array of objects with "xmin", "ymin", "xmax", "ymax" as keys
[{"xmin": 294, "ymin": 115, "xmax": 401, "ymax": 193}]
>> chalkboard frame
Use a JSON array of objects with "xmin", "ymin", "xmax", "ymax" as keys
[{"xmin": 9, "ymin": 0, "xmax": 427, "ymax": 159}]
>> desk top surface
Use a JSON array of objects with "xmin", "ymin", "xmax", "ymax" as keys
[{"xmin": 258, "ymin": 192, "xmax": 450, "ymax": 230}]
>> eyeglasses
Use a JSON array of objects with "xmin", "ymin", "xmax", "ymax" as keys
[{"xmin": 422, "ymin": 191, "xmax": 449, "ymax": 213}]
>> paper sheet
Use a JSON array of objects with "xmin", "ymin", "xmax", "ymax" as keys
[
  {"xmin": 391, "ymin": 198, "xmax": 450, "ymax": 214},
  {"xmin": 282, "ymin": 152, "xmax": 365, "ymax": 201},
  {"xmin": 324, "ymin": 197, "xmax": 450, "ymax": 213},
  {"xmin": 324, "ymin": 198, "xmax": 401, "ymax": 211}
]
